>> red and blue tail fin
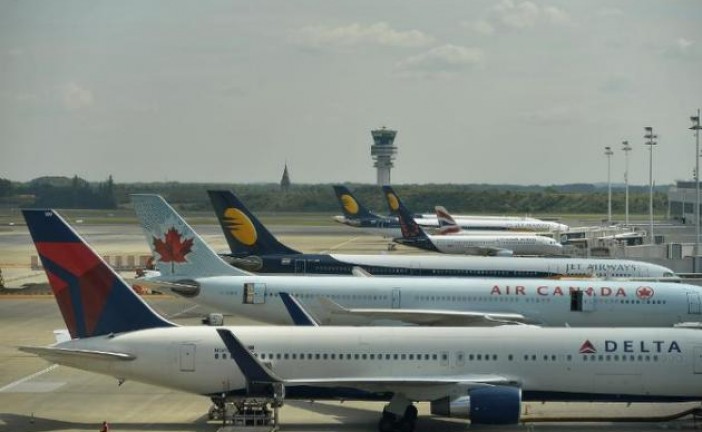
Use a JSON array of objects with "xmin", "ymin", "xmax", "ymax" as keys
[
  {"xmin": 207, "ymin": 190, "xmax": 300, "ymax": 256},
  {"xmin": 435, "ymin": 206, "xmax": 462, "ymax": 235},
  {"xmin": 381, "ymin": 186, "xmax": 437, "ymax": 252},
  {"xmin": 23, "ymin": 209, "xmax": 174, "ymax": 339}
]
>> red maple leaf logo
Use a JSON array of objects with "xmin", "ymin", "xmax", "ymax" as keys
[
  {"xmin": 153, "ymin": 228, "xmax": 193, "ymax": 272},
  {"xmin": 636, "ymin": 286, "xmax": 654, "ymax": 300}
]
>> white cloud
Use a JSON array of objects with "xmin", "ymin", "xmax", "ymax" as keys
[
  {"xmin": 677, "ymin": 38, "xmax": 693, "ymax": 51},
  {"xmin": 295, "ymin": 22, "xmax": 434, "ymax": 48},
  {"xmin": 62, "ymin": 82, "xmax": 94, "ymax": 110},
  {"xmin": 470, "ymin": 0, "xmax": 572, "ymax": 34},
  {"xmin": 395, "ymin": 44, "xmax": 484, "ymax": 78}
]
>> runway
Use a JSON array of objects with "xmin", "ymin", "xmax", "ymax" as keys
[{"xmin": 2, "ymin": 224, "xmax": 702, "ymax": 431}]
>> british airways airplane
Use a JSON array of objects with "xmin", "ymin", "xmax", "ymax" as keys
[
  {"xmin": 208, "ymin": 189, "xmax": 676, "ymax": 279},
  {"xmin": 20, "ymin": 208, "xmax": 702, "ymax": 431},
  {"xmin": 131, "ymin": 194, "xmax": 700, "ymax": 328},
  {"xmin": 384, "ymin": 186, "xmax": 563, "ymax": 257}
]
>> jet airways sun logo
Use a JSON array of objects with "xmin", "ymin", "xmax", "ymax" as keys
[
  {"xmin": 579, "ymin": 340, "xmax": 596, "ymax": 354},
  {"xmin": 223, "ymin": 208, "xmax": 257, "ymax": 246},
  {"xmin": 386, "ymin": 193, "xmax": 400, "ymax": 211},
  {"xmin": 340, "ymin": 194, "xmax": 359, "ymax": 214},
  {"xmin": 636, "ymin": 286, "xmax": 654, "ymax": 300}
]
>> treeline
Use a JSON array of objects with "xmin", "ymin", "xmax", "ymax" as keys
[{"xmin": 0, "ymin": 176, "xmax": 668, "ymax": 215}]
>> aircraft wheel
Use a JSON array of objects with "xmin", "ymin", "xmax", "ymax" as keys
[{"xmin": 404, "ymin": 405, "xmax": 418, "ymax": 421}]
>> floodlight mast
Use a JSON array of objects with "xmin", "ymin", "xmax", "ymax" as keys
[{"xmin": 644, "ymin": 127, "xmax": 658, "ymax": 244}]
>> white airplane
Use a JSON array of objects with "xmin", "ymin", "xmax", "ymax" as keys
[
  {"xmin": 383, "ymin": 186, "xmax": 563, "ymax": 257},
  {"xmin": 208, "ymin": 189, "xmax": 677, "ymax": 279},
  {"xmin": 131, "ymin": 194, "xmax": 700, "ymax": 328},
  {"xmin": 20, "ymin": 208, "xmax": 702, "ymax": 431}
]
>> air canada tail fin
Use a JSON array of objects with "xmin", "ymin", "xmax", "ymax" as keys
[
  {"xmin": 332, "ymin": 185, "xmax": 381, "ymax": 220},
  {"xmin": 131, "ymin": 194, "xmax": 251, "ymax": 278},
  {"xmin": 207, "ymin": 190, "xmax": 300, "ymax": 256},
  {"xmin": 435, "ymin": 206, "xmax": 462, "ymax": 235},
  {"xmin": 22, "ymin": 209, "xmax": 174, "ymax": 339}
]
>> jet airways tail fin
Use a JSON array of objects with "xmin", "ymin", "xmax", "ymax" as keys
[
  {"xmin": 131, "ymin": 194, "xmax": 251, "ymax": 278},
  {"xmin": 332, "ymin": 185, "xmax": 381, "ymax": 220},
  {"xmin": 22, "ymin": 209, "xmax": 174, "ymax": 339},
  {"xmin": 207, "ymin": 190, "xmax": 301, "ymax": 256},
  {"xmin": 435, "ymin": 206, "xmax": 462, "ymax": 235}
]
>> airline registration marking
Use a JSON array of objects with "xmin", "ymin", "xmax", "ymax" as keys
[{"xmin": 490, "ymin": 285, "xmax": 654, "ymax": 298}]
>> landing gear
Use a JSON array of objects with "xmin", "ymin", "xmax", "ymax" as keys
[
  {"xmin": 208, "ymin": 385, "xmax": 284, "ymax": 431},
  {"xmin": 378, "ymin": 395, "xmax": 417, "ymax": 432}
]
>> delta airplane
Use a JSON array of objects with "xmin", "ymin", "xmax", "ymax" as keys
[
  {"xmin": 21, "ymin": 208, "xmax": 702, "ymax": 431},
  {"xmin": 384, "ymin": 186, "xmax": 563, "ymax": 257},
  {"xmin": 131, "ymin": 194, "xmax": 699, "ymax": 328},
  {"xmin": 208, "ymin": 189, "xmax": 676, "ymax": 280}
]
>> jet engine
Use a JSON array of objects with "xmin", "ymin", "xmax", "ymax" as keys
[{"xmin": 430, "ymin": 386, "xmax": 521, "ymax": 425}]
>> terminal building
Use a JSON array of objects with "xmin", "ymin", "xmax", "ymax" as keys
[{"xmin": 668, "ymin": 180, "xmax": 701, "ymax": 224}]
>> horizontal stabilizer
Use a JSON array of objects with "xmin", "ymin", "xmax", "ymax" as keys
[
  {"xmin": 279, "ymin": 292, "xmax": 319, "ymax": 326},
  {"xmin": 216, "ymin": 329, "xmax": 283, "ymax": 384},
  {"xmin": 19, "ymin": 346, "xmax": 136, "ymax": 362},
  {"xmin": 316, "ymin": 297, "xmax": 534, "ymax": 326}
]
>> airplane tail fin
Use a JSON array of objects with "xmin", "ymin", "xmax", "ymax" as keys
[
  {"xmin": 22, "ymin": 209, "xmax": 174, "ymax": 339},
  {"xmin": 382, "ymin": 186, "xmax": 437, "ymax": 252},
  {"xmin": 207, "ymin": 190, "xmax": 301, "ymax": 256},
  {"xmin": 435, "ymin": 206, "xmax": 461, "ymax": 235},
  {"xmin": 131, "ymin": 194, "xmax": 251, "ymax": 278},
  {"xmin": 332, "ymin": 185, "xmax": 380, "ymax": 220}
]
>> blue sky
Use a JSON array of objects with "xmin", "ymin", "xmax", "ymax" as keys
[{"xmin": 1, "ymin": 0, "xmax": 701, "ymax": 185}]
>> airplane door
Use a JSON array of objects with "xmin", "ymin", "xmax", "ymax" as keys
[
  {"xmin": 243, "ymin": 283, "xmax": 267, "ymax": 304},
  {"xmin": 294, "ymin": 259, "xmax": 306, "ymax": 274},
  {"xmin": 179, "ymin": 343, "xmax": 196, "ymax": 372},
  {"xmin": 694, "ymin": 347, "xmax": 702, "ymax": 374},
  {"xmin": 391, "ymin": 288, "xmax": 401, "ymax": 309},
  {"xmin": 688, "ymin": 293, "xmax": 702, "ymax": 314}
]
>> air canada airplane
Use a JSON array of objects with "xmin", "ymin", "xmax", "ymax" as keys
[
  {"xmin": 20, "ymin": 208, "xmax": 702, "ymax": 431},
  {"xmin": 208, "ymin": 189, "xmax": 676, "ymax": 280},
  {"xmin": 384, "ymin": 186, "xmax": 563, "ymax": 257},
  {"xmin": 131, "ymin": 194, "xmax": 699, "ymax": 328}
]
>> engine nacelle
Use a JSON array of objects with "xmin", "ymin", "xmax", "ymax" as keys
[
  {"xmin": 430, "ymin": 386, "xmax": 521, "ymax": 425},
  {"xmin": 494, "ymin": 249, "xmax": 514, "ymax": 257}
]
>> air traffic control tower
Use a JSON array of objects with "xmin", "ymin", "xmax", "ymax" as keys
[{"xmin": 370, "ymin": 127, "xmax": 398, "ymax": 185}]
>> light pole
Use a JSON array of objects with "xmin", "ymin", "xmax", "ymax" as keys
[
  {"xmin": 644, "ymin": 127, "xmax": 658, "ymax": 244},
  {"xmin": 691, "ymin": 110, "xmax": 701, "ymax": 256},
  {"xmin": 622, "ymin": 140, "xmax": 632, "ymax": 226},
  {"xmin": 605, "ymin": 146, "xmax": 614, "ymax": 224}
]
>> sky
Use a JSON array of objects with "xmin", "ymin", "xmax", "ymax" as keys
[{"xmin": 1, "ymin": 0, "xmax": 701, "ymax": 186}]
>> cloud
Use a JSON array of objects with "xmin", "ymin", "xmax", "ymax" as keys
[
  {"xmin": 661, "ymin": 37, "xmax": 696, "ymax": 59},
  {"xmin": 294, "ymin": 22, "xmax": 434, "ymax": 48},
  {"xmin": 470, "ymin": 0, "xmax": 573, "ymax": 34},
  {"xmin": 394, "ymin": 44, "xmax": 484, "ymax": 78},
  {"xmin": 61, "ymin": 82, "xmax": 94, "ymax": 110}
]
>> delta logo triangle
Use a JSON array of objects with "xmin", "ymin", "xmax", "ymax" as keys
[{"xmin": 579, "ymin": 340, "xmax": 597, "ymax": 354}]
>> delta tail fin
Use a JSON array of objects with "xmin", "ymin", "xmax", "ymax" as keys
[
  {"xmin": 207, "ymin": 190, "xmax": 300, "ymax": 256},
  {"xmin": 131, "ymin": 194, "xmax": 251, "ymax": 278},
  {"xmin": 332, "ymin": 185, "xmax": 383, "ymax": 221},
  {"xmin": 22, "ymin": 209, "xmax": 174, "ymax": 339}
]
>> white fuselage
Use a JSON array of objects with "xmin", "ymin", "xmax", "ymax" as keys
[
  {"xmin": 416, "ymin": 216, "xmax": 568, "ymax": 233},
  {"xmin": 426, "ymin": 234, "xmax": 563, "ymax": 256},
  {"xmin": 48, "ymin": 326, "xmax": 702, "ymax": 403},
  {"xmin": 172, "ymin": 275, "xmax": 702, "ymax": 327}
]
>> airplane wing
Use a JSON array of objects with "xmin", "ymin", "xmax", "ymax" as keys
[
  {"xmin": 316, "ymin": 297, "xmax": 536, "ymax": 326},
  {"xmin": 127, "ymin": 278, "xmax": 200, "ymax": 296},
  {"xmin": 19, "ymin": 346, "xmax": 136, "ymax": 362}
]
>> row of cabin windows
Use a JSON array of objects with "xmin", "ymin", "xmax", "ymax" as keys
[
  {"xmin": 583, "ymin": 354, "xmax": 659, "ymax": 362},
  {"xmin": 412, "ymin": 295, "xmax": 666, "ymax": 305}
]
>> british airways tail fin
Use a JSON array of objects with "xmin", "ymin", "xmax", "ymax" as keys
[
  {"xmin": 207, "ymin": 190, "xmax": 300, "ymax": 256},
  {"xmin": 22, "ymin": 209, "xmax": 174, "ymax": 339},
  {"xmin": 382, "ymin": 186, "xmax": 436, "ymax": 251},
  {"xmin": 435, "ymin": 206, "xmax": 462, "ymax": 235},
  {"xmin": 131, "ymin": 194, "xmax": 251, "ymax": 278},
  {"xmin": 332, "ymin": 185, "xmax": 382, "ymax": 220}
]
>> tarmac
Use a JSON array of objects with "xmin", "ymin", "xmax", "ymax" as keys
[{"xmin": 2, "ymin": 223, "xmax": 702, "ymax": 431}]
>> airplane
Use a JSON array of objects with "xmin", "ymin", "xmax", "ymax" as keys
[
  {"xmin": 21, "ymin": 208, "xmax": 702, "ymax": 431},
  {"xmin": 383, "ymin": 186, "xmax": 564, "ymax": 257},
  {"xmin": 131, "ymin": 194, "xmax": 700, "ymax": 328},
  {"xmin": 332, "ymin": 185, "xmax": 568, "ymax": 235},
  {"xmin": 208, "ymin": 189, "xmax": 677, "ymax": 280}
]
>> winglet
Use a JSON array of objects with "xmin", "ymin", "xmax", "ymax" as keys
[
  {"xmin": 279, "ymin": 292, "xmax": 319, "ymax": 326},
  {"xmin": 216, "ymin": 329, "xmax": 283, "ymax": 383}
]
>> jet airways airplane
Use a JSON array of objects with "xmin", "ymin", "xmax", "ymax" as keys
[
  {"xmin": 332, "ymin": 185, "xmax": 401, "ymax": 237},
  {"xmin": 208, "ymin": 189, "xmax": 676, "ymax": 279},
  {"xmin": 131, "ymin": 194, "xmax": 698, "ymax": 328},
  {"xmin": 20, "ymin": 208, "xmax": 702, "ymax": 431},
  {"xmin": 384, "ymin": 186, "xmax": 563, "ymax": 257}
]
